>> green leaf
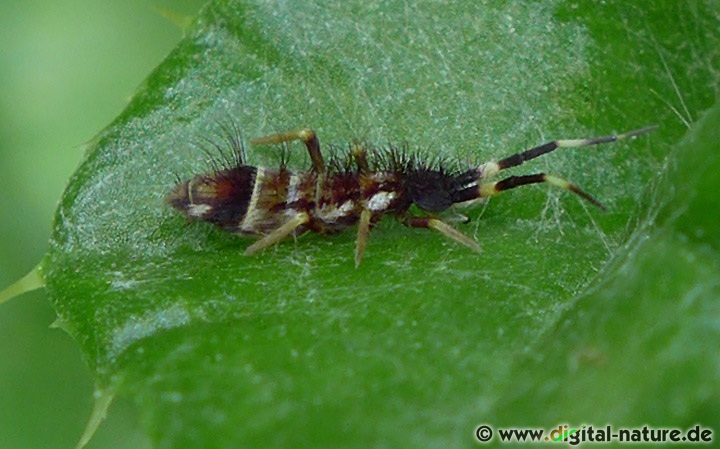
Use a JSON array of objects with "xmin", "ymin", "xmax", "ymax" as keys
[
  {"xmin": 492, "ymin": 102, "xmax": 720, "ymax": 431},
  {"xmin": 36, "ymin": 0, "xmax": 718, "ymax": 447}
]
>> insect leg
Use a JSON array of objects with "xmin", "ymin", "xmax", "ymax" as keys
[
  {"xmin": 351, "ymin": 144, "xmax": 370, "ymax": 173},
  {"xmin": 479, "ymin": 173, "xmax": 606, "ymax": 210},
  {"xmin": 244, "ymin": 212, "xmax": 310, "ymax": 255},
  {"xmin": 478, "ymin": 126, "xmax": 657, "ymax": 178},
  {"xmin": 251, "ymin": 129, "xmax": 326, "ymax": 173},
  {"xmin": 354, "ymin": 209, "xmax": 372, "ymax": 267},
  {"xmin": 403, "ymin": 217, "xmax": 482, "ymax": 253}
]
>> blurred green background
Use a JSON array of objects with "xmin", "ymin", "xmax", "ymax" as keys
[{"xmin": 0, "ymin": 1, "xmax": 206, "ymax": 448}]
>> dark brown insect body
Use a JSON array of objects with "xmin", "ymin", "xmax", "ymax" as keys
[{"xmin": 167, "ymin": 126, "xmax": 656, "ymax": 265}]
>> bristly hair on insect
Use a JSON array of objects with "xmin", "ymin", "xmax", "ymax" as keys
[{"xmin": 166, "ymin": 124, "xmax": 657, "ymax": 266}]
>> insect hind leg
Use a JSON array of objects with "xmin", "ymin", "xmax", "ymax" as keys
[
  {"xmin": 351, "ymin": 143, "xmax": 370, "ymax": 173},
  {"xmin": 244, "ymin": 213, "xmax": 310, "ymax": 255},
  {"xmin": 354, "ymin": 209, "xmax": 372, "ymax": 267},
  {"xmin": 251, "ymin": 128, "xmax": 326, "ymax": 173}
]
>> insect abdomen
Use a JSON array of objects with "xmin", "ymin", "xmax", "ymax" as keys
[
  {"xmin": 244, "ymin": 170, "xmax": 365, "ymax": 235},
  {"xmin": 166, "ymin": 166, "xmax": 257, "ymax": 231}
]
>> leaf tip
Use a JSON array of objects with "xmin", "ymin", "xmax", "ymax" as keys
[
  {"xmin": 152, "ymin": 5, "xmax": 194, "ymax": 31},
  {"xmin": 0, "ymin": 262, "xmax": 45, "ymax": 305},
  {"xmin": 75, "ymin": 387, "xmax": 116, "ymax": 449}
]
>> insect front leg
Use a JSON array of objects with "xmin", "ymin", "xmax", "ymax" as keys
[
  {"xmin": 402, "ymin": 216, "xmax": 481, "ymax": 253},
  {"xmin": 251, "ymin": 129, "xmax": 326, "ymax": 173}
]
